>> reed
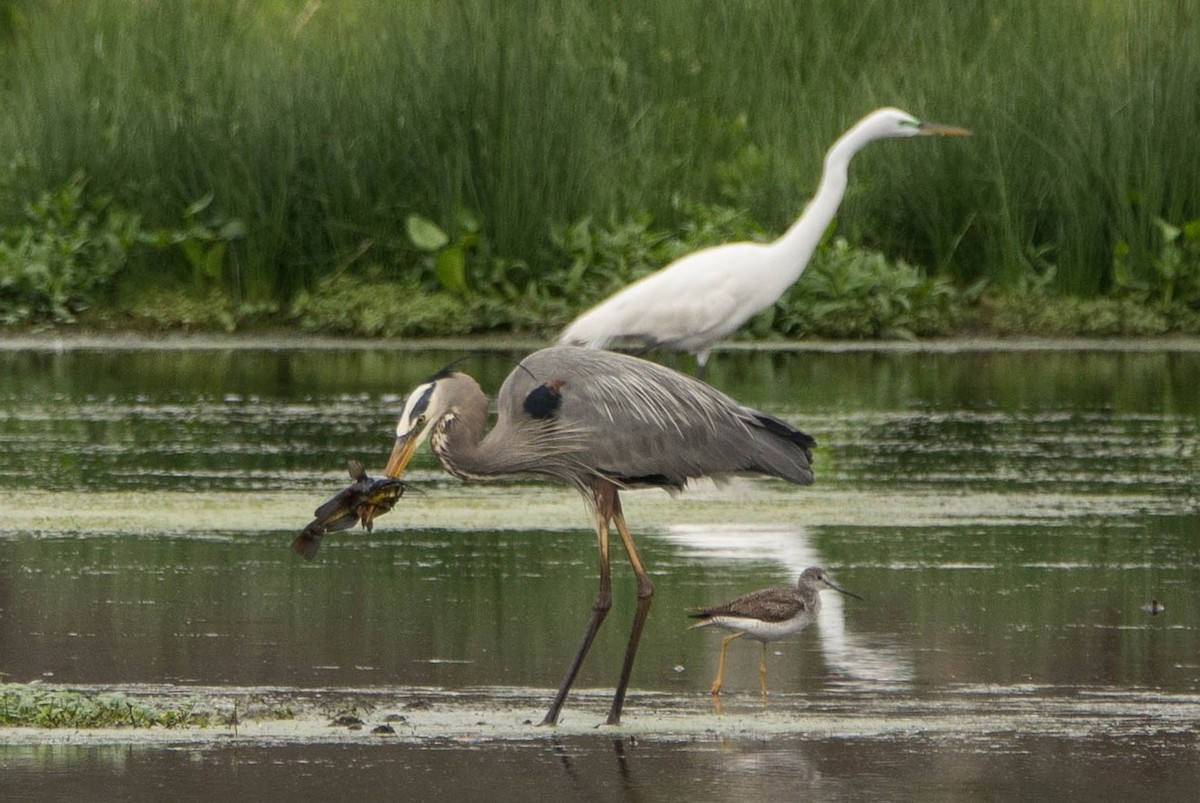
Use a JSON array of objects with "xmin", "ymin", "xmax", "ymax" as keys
[{"xmin": 0, "ymin": 0, "xmax": 1196, "ymax": 311}]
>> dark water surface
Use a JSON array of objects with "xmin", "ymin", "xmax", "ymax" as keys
[{"xmin": 1, "ymin": 342, "xmax": 1198, "ymax": 800}]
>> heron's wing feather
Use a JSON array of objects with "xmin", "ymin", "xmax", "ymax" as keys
[
  {"xmin": 488, "ymin": 346, "xmax": 815, "ymax": 487},
  {"xmin": 554, "ymin": 349, "xmax": 813, "ymax": 485}
]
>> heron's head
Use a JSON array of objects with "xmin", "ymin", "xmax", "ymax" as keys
[
  {"xmin": 859, "ymin": 107, "xmax": 971, "ymax": 141},
  {"xmin": 800, "ymin": 567, "xmax": 864, "ymax": 600},
  {"xmin": 385, "ymin": 371, "xmax": 464, "ymax": 478}
]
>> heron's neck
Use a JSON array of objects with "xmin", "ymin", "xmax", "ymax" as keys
[
  {"xmin": 430, "ymin": 386, "xmax": 500, "ymax": 481},
  {"xmin": 433, "ymin": 397, "xmax": 581, "ymax": 485},
  {"xmin": 770, "ymin": 127, "xmax": 867, "ymax": 278},
  {"xmin": 432, "ymin": 389, "xmax": 556, "ymax": 481}
]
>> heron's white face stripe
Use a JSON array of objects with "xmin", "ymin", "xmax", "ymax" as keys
[{"xmin": 396, "ymin": 380, "xmax": 438, "ymax": 438}]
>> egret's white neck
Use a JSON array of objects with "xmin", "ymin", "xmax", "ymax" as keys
[{"xmin": 770, "ymin": 122, "xmax": 878, "ymax": 281}]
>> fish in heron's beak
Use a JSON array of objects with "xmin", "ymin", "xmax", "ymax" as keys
[
  {"xmin": 918, "ymin": 121, "xmax": 971, "ymax": 137},
  {"xmin": 290, "ymin": 459, "xmax": 407, "ymax": 561}
]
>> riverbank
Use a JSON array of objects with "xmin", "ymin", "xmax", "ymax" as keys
[{"xmin": 4, "ymin": 331, "xmax": 1200, "ymax": 354}]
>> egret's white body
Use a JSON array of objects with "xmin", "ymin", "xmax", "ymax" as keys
[{"xmin": 559, "ymin": 107, "xmax": 970, "ymax": 370}]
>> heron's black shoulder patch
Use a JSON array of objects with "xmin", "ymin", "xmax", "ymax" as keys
[{"xmin": 523, "ymin": 379, "xmax": 565, "ymax": 419}]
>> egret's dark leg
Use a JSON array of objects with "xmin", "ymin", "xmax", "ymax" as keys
[
  {"xmin": 540, "ymin": 513, "xmax": 613, "ymax": 727},
  {"xmin": 605, "ymin": 498, "xmax": 655, "ymax": 726}
]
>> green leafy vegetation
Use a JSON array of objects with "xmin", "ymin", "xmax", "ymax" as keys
[
  {"xmin": 0, "ymin": 1, "xmax": 1197, "ymax": 338},
  {"xmin": 978, "ymin": 290, "xmax": 1196, "ymax": 337},
  {"xmin": 1113, "ymin": 217, "xmax": 1200, "ymax": 307},
  {"xmin": 291, "ymin": 272, "xmax": 472, "ymax": 338},
  {"xmin": 0, "ymin": 682, "xmax": 297, "ymax": 729},
  {"xmin": 0, "ymin": 683, "xmax": 210, "ymax": 728},
  {"xmin": 773, "ymin": 238, "xmax": 979, "ymax": 340},
  {"xmin": 0, "ymin": 175, "xmax": 139, "ymax": 324},
  {"xmin": 0, "ymin": 178, "xmax": 273, "ymax": 331},
  {"xmin": 3, "ymin": 177, "xmax": 1199, "ymax": 338}
]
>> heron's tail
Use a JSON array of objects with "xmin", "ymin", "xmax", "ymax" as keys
[
  {"xmin": 742, "ymin": 411, "xmax": 817, "ymax": 485},
  {"xmin": 752, "ymin": 412, "xmax": 816, "ymax": 461}
]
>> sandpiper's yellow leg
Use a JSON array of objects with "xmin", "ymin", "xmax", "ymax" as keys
[
  {"xmin": 759, "ymin": 642, "xmax": 769, "ymax": 699},
  {"xmin": 709, "ymin": 632, "xmax": 744, "ymax": 697}
]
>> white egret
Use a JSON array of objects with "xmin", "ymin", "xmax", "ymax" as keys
[{"xmin": 558, "ymin": 107, "xmax": 970, "ymax": 372}]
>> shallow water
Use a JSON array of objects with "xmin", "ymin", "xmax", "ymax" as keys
[{"xmin": 1, "ymin": 342, "xmax": 1198, "ymax": 800}]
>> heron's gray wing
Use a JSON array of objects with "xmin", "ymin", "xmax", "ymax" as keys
[
  {"xmin": 508, "ymin": 347, "xmax": 814, "ymax": 487},
  {"xmin": 691, "ymin": 587, "xmax": 805, "ymax": 623}
]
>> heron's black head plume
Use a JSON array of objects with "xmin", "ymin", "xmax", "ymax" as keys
[{"xmin": 423, "ymin": 353, "xmax": 481, "ymax": 383}]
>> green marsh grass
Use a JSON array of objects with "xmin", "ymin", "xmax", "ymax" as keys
[{"xmin": 0, "ymin": 0, "xmax": 1197, "ymax": 325}]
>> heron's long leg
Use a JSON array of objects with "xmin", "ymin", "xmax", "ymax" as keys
[
  {"xmin": 540, "ymin": 514, "xmax": 613, "ymax": 727},
  {"xmin": 605, "ymin": 499, "xmax": 655, "ymax": 726},
  {"xmin": 710, "ymin": 632, "xmax": 744, "ymax": 696}
]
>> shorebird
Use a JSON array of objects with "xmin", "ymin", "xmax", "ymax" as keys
[{"xmin": 690, "ymin": 567, "xmax": 861, "ymax": 708}]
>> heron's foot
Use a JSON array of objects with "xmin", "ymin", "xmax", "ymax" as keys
[{"xmin": 710, "ymin": 691, "xmax": 724, "ymax": 716}]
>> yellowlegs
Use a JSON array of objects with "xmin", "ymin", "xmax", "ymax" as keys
[{"xmin": 690, "ymin": 566, "xmax": 861, "ymax": 707}]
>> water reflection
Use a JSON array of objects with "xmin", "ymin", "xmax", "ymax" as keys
[
  {"xmin": 659, "ymin": 523, "xmax": 913, "ymax": 685},
  {"xmin": 3, "ymin": 347, "xmax": 1198, "ymax": 498},
  {"xmin": 9, "ymin": 725, "xmax": 1200, "ymax": 802},
  {"xmin": 2, "ymin": 344, "xmax": 1200, "ymax": 800}
]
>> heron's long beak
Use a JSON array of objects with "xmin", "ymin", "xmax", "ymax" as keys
[
  {"xmin": 919, "ymin": 121, "xmax": 971, "ymax": 137},
  {"xmin": 828, "ymin": 579, "xmax": 864, "ymax": 601},
  {"xmin": 384, "ymin": 431, "xmax": 421, "ymax": 479}
]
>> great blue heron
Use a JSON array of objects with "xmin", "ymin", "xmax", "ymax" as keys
[
  {"xmin": 690, "ymin": 566, "xmax": 861, "ymax": 708},
  {"xmin": 381, "ymin": 345, "xmax": 816, "ymax": 725},
  {"xmin": 558, "ymin": 107, "xmax": 970, "ymax": 373}
]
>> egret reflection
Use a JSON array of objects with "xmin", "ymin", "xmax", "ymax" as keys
[{"xmin": 660, "ymin": 523, "xmax": 913, "ymax": 685}]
